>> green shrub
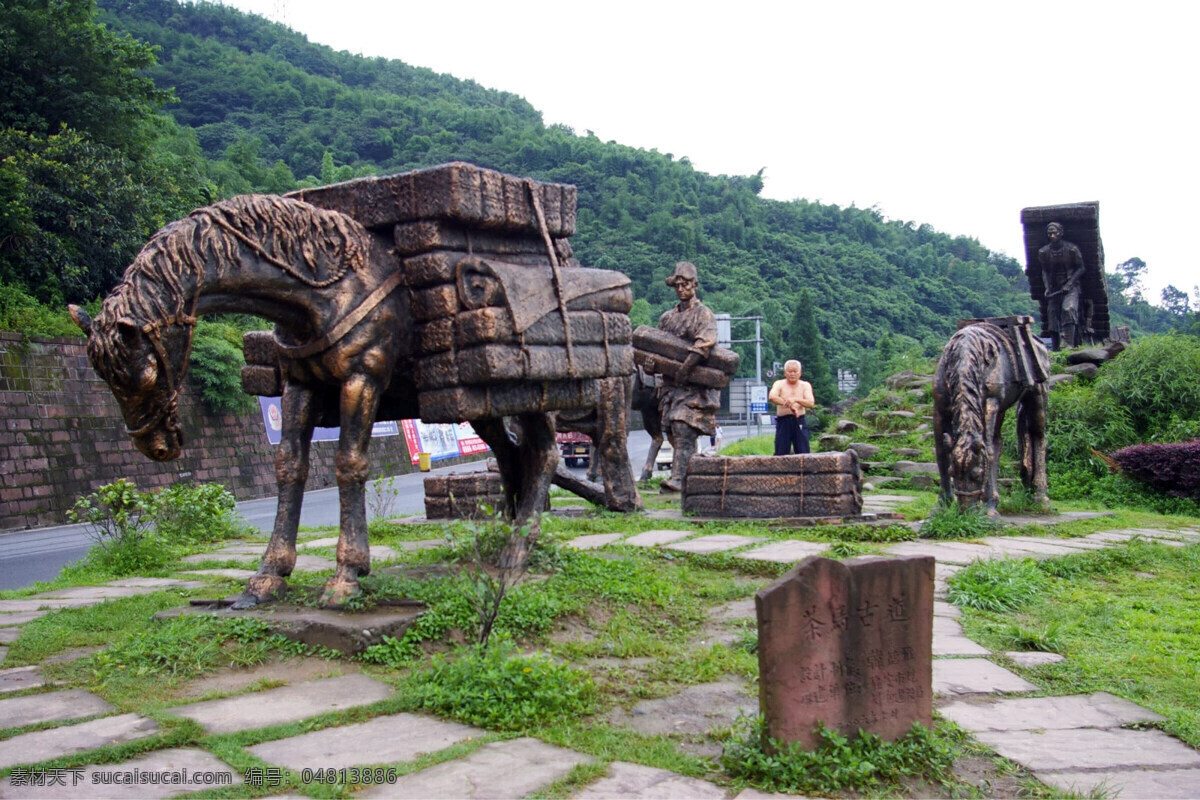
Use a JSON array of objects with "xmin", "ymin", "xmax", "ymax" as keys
[
  {"xmin": 154, "ymin": 482, "xmax": 245, "ymax": 544},
  {"xmin": 721, "ymin": 716, "xmax": 959, "ymax": 796},
  {"xmin": 0, "ymin": 283, "xmax": 86, "ymax": 337},
  {"xmin": 1096, "ymin": 335, "xmax": 1200, "ymax": 439},
  {"xmin": 919, "ymin": 503, "xmax": 1001, "ymax": 539},
  {"xmin": 68, "ymin": 479, "xmax": 171, "ymax": 575},
  {"xmin": 188, "ymin": 319, "xmax": 257, "ymax": 414},
  {"xmin": 407, "ymin": 639, "xmax": 597, "ymax": 730},
  {"xmin": 946, "ymin": 558, "xmax": 1046, "ymax": 612}
]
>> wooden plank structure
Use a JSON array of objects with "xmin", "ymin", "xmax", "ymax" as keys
[
  {"xmin": 1020, "ymin": 201, "xmax": 1110, "ymax": 343},
  {"xmin": 632, "ymin": 325, "xmax": 740, "ymax": 389},
  {"xmin": 240, "ymin": 163, "xmax": 634, "ymax": 423},
  {"xmin": 683, "ymin": 451, "xmax": 863, "ymax": 518}
]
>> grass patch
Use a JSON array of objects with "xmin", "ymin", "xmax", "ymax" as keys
[
  {"xmin": 721, "ymin": 716, "xmax": 962, "ymax": 796},
  {"xmin": 920, "ymin": 503, "xmax": 1002, "ymax": 539},
  {"xmin": 946, "ymin": 558, "xmax": 1046, "ymax": 612}
]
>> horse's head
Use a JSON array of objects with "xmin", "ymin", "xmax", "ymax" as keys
[
  {"xmin": 946, "ymin": 431, "xmax": 987, "ymax": 509},
  {"xmin": 70, "ymin": 303, "xmax": 191, "ymax": 461}
]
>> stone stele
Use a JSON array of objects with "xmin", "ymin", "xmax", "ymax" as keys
[{"xmin": 756, "ymin": 555, "xmax": 934, "ymax": 749}]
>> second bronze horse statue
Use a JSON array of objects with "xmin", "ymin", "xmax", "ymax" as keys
[
  {"xmin": 71, "ymin": 193, "xmax": 610, "ymax": 607},
  {"xmin": 933, "ymin": 320, "xmax": 1051, "ymax": 515}
]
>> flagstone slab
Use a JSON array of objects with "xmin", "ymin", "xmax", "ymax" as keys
[
  {"xmin": 0, "ymin": 689, "xmax": 114, "ymax": 730},
  {"xmin": 42, "ymin": 646, "xmax": 105, "ymax": 665},
  {"xmin": 0, "ymin": 628, "xmax": 19, "ymax": 643},
  {"xmin": 291, "ymin": 554, "xmax": 338, "ymax": 571},
  {"xmin": 1005, "ymin": 651, "xmax": 1065, "ymax": 667},
  {"xmin": 976, "ymin": 727, "xmax": 1200, "ymax": 771},
  {"xmin": 0, "ymin": 599, "xmax": 90, "ymax": 612},
  {"xmin": 608, "ymin": 681, "xmax": 757, "ymax": 736},
  {"xmin": 1035, "ymin": 767, "xmax": 1200, "ymax": 799},
  {"xmin": 885, "ymin": 541, "xmax": 1000, "ymax": 564},
  {"xmin": 248, "ymin": 713, "xmax": 483, "ymax": 770},
  {"xmin": 932, "ymin": 659, "xmax": 1037, "ymax": 696},
  {"xmin": 0, "ymin": 646, "xmax": 6, "ymax": 666},
  {"xmin": 1007, "ymin": 535, "xmax": 1110, "ymax": 551},
  {"xmin": 107, "ymin": 578, "xmax": 206, "ymax": 589},
  {"xmin": 0, "ymin": 747, "xmax": 242, "ymax": 799},
  {"xmin": 939, "ymin": 692, "xmax": 1163, "ymax": 733},
  {"xmin": 933, "ymin": 617, "xmax": 990, "ymax": 656},
  {"xmin": 395, "ymin": 539, "xmax": 445, "ymax": 551},
  {"xmin": 358, "ymin": 737, "xmax": 591, "ymax": 799},
  {"xmin": 567, "ymin": 534, "xmax": 625, "ymax": 550},
  {"xmin": 33, "ymin": 585, "xmax": 165, "ymax": 601},
  {"xmin": 999, "ymin": 511, "xmax": 1110, "ymax": 527},
  {"xmin": 178, "ymin": 569, "xmax": 256, "ymax": 580},
  {"xmin": 974, "ymin": 538, "xmax": 1083, "ymax": 558},
  {"xmin": 369, "ymin": 545, "xmax": 400, "ymax": 562},
  {"xmin": 297, "ymin": 537, "xmax": 340, "ymax": 550},
  {"xmin": 0, "ymin": 612, "xmax": 51, "ymax": 626},
  {"xmin": 0, "ymin": 667, "xmax": 44, "ymax": 695},
  {"xmin": 736, "ymin": 541, "xmax": 828, "ymax": 563},
  {"xmin": 933, "ymin": 602, "xmax": 960, "ymax": 618},
  {"xmin": 622, "ymin": 530, "xmax": 695, "ymax": 547},
  {"xmin": 180, "ymin": 552, "xmax": 256, "ymax": 564},
  {"xmin": 576, "ymin": 761, "xmax": 726, "ymax": 799},
  {"xmin": 0, "ymin": 713, "xmax": 158, "ymax": 769},
  {"xmin": 167, "ymin": 674, "xmax": 393, "ymax": 734},
  {"xmin": 665, "ymin": 534, "xmax": 765, "ymax": 554}
]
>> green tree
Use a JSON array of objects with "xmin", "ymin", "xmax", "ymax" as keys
[{"xmin": 786, "ymin": 289, "xmax": 838, "ymax": 405}]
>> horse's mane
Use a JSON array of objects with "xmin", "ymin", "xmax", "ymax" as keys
[
  {"xmin": 942, "ymin": 325, "xmax": 1007, "ymax": 445},
  {"xmin": 88, "ymin": 195, "xmax": 369, "ymax": 383}
]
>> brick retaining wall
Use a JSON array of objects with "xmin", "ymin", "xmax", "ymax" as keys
[{"xmin": 0, "ymin": 332, "xmax": 425, "ymax": 531}]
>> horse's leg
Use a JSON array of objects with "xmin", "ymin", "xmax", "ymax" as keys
[
  {"xmin": 985, "ymin": 402, "xmax": 1003, "ymax": 516},
  {"xmin": 932, "ymin": 393, "xmax": 954, "ymax": 508},
  {"xmin": 235, "ymin": 383, "xmax": 317, "ymax": 608},
  {"xmin": 1023, "ymin": 386, "xmax": 1051, "ymax": 510},
  {"xmin": 320, "ymin": 373, "xmax": 383, "ymax": 608},
  {"xmin": 472, "ymin": 417, "xmax": 520, "ymax": 518},
  {"xmin": 595, "ymin": 378, "xmax": 643, "ymax": 512}
]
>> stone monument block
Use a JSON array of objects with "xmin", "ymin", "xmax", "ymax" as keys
[
  {"xmin": 756, "ymin": 555, "xmax": 934, "ymax": 749},
  {"xmin": 424, "ymin": 471, "xmax": 508, "ymax": 520}
]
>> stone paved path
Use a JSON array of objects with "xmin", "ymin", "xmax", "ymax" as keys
[{"xmin": 0, "ymin": 525, "xmax": 1196, "ymax": 798}]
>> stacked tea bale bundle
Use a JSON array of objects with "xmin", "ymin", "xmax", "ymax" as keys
[
  {"xmin": 242, "ymin": 330, "xmax": 282, "ymax": 396},
  {"xmin": 683, "ymin": 451, "xmax": 863, "ymax": 518},
  {"xmin": 632, "ymin": 326, "xmax": 740, "ymax": 388},
  {"xmin": 288, "ymin": 162, "xmax": 634, "ymax": 423},
  {"xmin": 423, "ymin": 471, "xmax": 507, "ymax": 520}
]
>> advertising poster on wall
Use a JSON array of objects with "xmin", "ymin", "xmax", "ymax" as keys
[
  {"xmin": 399, "ymin": 419, "xmax": 490, "ymax": 464},
  {"xmin": 258, "ymin": 397, "xmax": 399, "ymax": 446}
]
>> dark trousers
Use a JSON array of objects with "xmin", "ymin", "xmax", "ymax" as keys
[{"xmin": 774, "ymin": 414, "xmax": 809, "ymax": 455}]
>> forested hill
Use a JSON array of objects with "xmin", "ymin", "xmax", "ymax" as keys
[{"xmin": 63, "ymin": 1, "xmax": 1047, "ymax": 390}]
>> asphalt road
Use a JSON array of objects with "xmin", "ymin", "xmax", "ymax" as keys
[{"xmin": 0, "ymin": 425, "xmax": 754, "ymax": 591}]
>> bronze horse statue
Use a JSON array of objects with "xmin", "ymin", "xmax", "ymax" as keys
[
  {"xmin": 932, "ymin": 321, "xmax": 1050, "ymax": 515},
  {"xmin": 70, "ymin": 194, "xmax": 563, "ymax": 608}
]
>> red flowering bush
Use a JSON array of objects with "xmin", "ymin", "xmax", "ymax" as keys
[{"xmin": 1111, "ymin": 440, "xmax": 1200, "ymax": 500}]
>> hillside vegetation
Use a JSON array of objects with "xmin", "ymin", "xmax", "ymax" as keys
[{"xmin": 1, "ymin": 0, "xmax": 1184, "ymax": 394}]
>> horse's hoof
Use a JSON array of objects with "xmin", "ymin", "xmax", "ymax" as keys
[
  {"xmin": 319, "ymin": 578, "xmax": 361, "ymax": 609},
  {"xmin": 236, "ymin": 574, "xmax": 287, "ymax": 608},
  {"xmin": 660, "ymin": 479, "xmax": 681, "ymax": 493}
]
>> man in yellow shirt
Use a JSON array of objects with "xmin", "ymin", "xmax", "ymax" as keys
[{"xmin": 768, "ymin": 359, "xmax": 815, "ymax": 455}]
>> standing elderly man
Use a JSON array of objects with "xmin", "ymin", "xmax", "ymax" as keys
[
  {"xmin": 657, "ymin": 261, "xmax": 721, "ymax": 493},
  {"xmin": 1038, "ymin": 221, "xmax": 1087, "ymax": 351},
  {"xmin": 768, "ymin": 359, "xmax": 815, "ymax": 455}
]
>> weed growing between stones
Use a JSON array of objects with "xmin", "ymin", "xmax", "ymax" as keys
[
  {"xmin": 406, "ymin": 638, "xmax": 597, "ymax": 731},
  {"xmin": 919, "ymin": 503, "xmax": 1002, "ymax": 539},
  {"xmin": 367, "ymin": 472, "xmax": 400, "ymax": 527},
  {"xmin": 946, "ymin": 558, "xmax": 1046, "ymax": 612},
  {"xmin": 67, "ymin": 478, "xmax": 168, "ymax": 576},
  {"xmin": 721, "ymin": 715, "xmax": 960, "ymax": 796}
]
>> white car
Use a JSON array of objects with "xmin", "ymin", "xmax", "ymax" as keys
[{"xmin": 655, "ymin": 442, "xmax": 674, "ymax": 471}]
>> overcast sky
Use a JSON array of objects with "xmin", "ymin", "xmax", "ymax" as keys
[{"xmin": 219, "ymin": 0, "xmax": 1197, "ymax": 307}]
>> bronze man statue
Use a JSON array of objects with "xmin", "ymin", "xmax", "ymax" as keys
[
  {"xmin": 1038, "ymin": 221, "xmax": 1086, "ymax": 350},
  {"xmin": 657, "ymin": 262, "xmax": 720, "ymax": 493}
]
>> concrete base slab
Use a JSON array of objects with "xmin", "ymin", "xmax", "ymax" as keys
[
  {"xmin": 939, "ymin": 692, "xmax": 1164, "ymax": 732},
  {"xmin": 358, "ymin": 737, "xmax": 591, "ymax": 799},
  {"xmin": 0, "ymin": 666, "xmax": 43, "ymax": 694},
  {"xmin": 167, "ymin": 674, "xmax": 393, "ymax": 734},
  {"xmin": 665, "ymin": 534, "xmax": 764, "ymax": 554},
  {"xmin": 736, "ymin": 541, "xmax": 827, "ymax": 563},
  {"xmin": 248, "ymin": 713, "xmax": 484, "ymax": 770},
  {"xmin": 0, "ymin": 747, "xmax": 242, "ymax": 799},
  {"xmin": 156, "ymin": 602, "xmax": 424, "ymax": 655},
  {"xmin": 976, "ymin": 727, "xmax": 1200, "ymax": 771},
  {"xmin": 1005, "ymin": 651, "xmax": 1065, "ymax": 667},
  {"xmin": 567, "ymin": 534, "xmax": 625, "ymax": 550},
  {"xmin": 576, "ymin": 761, "xmax": 726, "ymax": 799},
  {"xmin": 0, "ymin": 713, "xmax": 158, "ymax": 769},
  {"xmin": 1035, "ymin": 767, "xmax": 1200, "ymax": 799},
  {"xmin": 622, "ymin": 530, "xmax": 694, "ymax": 547},
  {"xmin": 608, "ymin": 681, "xmax": 757, "ymax": 736},
  {"xmin": 0, "ymin": 689, "xmax": 114, "ymax": 730},
  {"xmin": 933, "ymin": 659, "xmax": 1038, "ymax": 696}
]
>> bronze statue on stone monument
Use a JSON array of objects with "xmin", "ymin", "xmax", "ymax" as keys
[{"xmin": 1038, "ymin": 222, "xmax": 1086, "ymax": 351}]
